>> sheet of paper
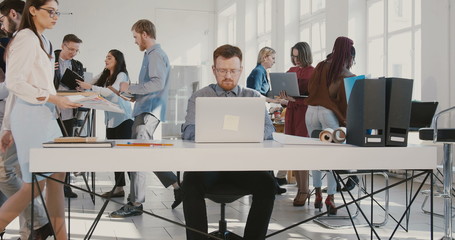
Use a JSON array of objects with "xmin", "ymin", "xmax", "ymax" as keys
[
  {"xmin": 223, "ymin": 115, "xmax": 240, "ymax": 131},
  {"xmin": 66, "ymin": 95, "xmax": 124, "ymax": 113},
  {"xmin": 273, "ymin": 132, "xmax": 351, "ymax": 146}
]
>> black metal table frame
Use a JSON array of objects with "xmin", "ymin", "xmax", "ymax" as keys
[{"xmin": 30, "ymin": 169, "xmax": 434, "ymax": 240}]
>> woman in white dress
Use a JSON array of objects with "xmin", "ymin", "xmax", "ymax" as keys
[{"xmin": 0, "ymin": 0, "xmax": 80, "ymax": 239}]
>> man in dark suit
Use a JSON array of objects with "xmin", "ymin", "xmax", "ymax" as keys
[
  {"xmin": 54, "ymin": 34, "xmax": 84, "ymax": 198},
  {"xmin": 54, "ymin": 34, "xmax": 84, "ymax": 136}
]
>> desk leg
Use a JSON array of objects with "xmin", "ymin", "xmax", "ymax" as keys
[
  {"xmin": 431, "ymin": 169, "xmax": 434, "ymax": 240},
  {"xmin": 442, "ymin": 143, "xmax": 453, "ymax": 240},
  {"xmin": 31, "ymin": 174, "xmax": 35, "ymax": 240}
]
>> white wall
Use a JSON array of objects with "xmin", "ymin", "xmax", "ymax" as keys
[
  {"xmin": 47, "ymin": 0, "xmax": 215, "ymax": 138},
  {"xmin": 48, "ymin": 0, "xmax": 215, "ymax": 82},
  {"xmin": 451, "ymin": 0, "xmax": 455, "ymax": 122},
  {"xmin": 421, "ymin": 0, "xmax": 453, "ymax": 126}
]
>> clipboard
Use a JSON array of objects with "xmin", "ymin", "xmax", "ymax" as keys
[{"xmin": 61, "ymin": 68, "xmax": 84, "ymax": 90}]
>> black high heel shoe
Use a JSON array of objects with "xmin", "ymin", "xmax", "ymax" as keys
[{"xmin": 1, "ymin": 229, "xmax": 5, "ymax": 240}]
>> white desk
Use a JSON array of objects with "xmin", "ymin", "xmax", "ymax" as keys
[
  {"xmin": 29, "ymin": 140, "xmax": 438, "ymax": 239},
  {"xmin": 30, "ymin": 140, "xmax": 437, "ymax": 172}
]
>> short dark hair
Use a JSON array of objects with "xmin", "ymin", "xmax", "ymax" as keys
[
  {"xmin": 0, "ymin": 0, "xmax": 25, "ymax": 16},
  {"xmin": 131, "ymin": 19, "xmax": 156, "ymax": 39},
  {"xmin": 62, "ymin": 34, "xmax": 82, "ymax": 44},
  {"xmin": 213, "ymin": 44, "xmax": 242, "ymax": 65}
]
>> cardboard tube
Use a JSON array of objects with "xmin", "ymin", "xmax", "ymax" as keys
[
  {"xmin": 333, "ymin": 127, "xmax": 347, "ymax": 143},
  {"xmin": 319, "ymin": 128, "xmax": 334, "ymax": 143}
]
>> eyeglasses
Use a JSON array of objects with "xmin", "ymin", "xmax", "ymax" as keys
[
  {"xmin": 38, "ymin": 7, "xmax": 61, "ymax": 18},
  {"xmin": 215, "ymin": 68, "xmax": 241, "ymax": 76},
  {"xmin": 291, "ymin": 55, "xmax": 299, "ymax": 59},
  {"xmin": 64, "ymin": 43, "xmax": 79, "ymax": 53}
]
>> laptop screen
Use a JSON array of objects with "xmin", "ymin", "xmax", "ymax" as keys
[{"xmin": 195, "ymin": 97, "xmax": 265, "ymax": 143}]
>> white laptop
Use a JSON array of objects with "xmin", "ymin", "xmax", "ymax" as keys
[
  {"xmin": 270, "ymin": 72, "xmax": 307, "ymax": 97},
  {"xmin": 195, "ymin": 97, "xmax": 265, "ymax": 143}
]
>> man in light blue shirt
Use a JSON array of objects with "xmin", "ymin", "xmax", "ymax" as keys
[
  {"xmin": 181, "ymin": 44, "xmax": 276, "ymax": 240},
  {"xmin": 111, "ymin": 19, "xmax": 182, "ymax": 218}
]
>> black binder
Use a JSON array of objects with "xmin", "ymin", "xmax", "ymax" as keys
[
  {"xmin": 61, "ymin": 68, "xmax": 84, "ymax": 90},
  {"xmin": 384, "ymin": 77, "xmax": 413, "ymax": 146},
  {"xmin": 346, "ymin": 78, "xmax": 386, "ymax": 147}
]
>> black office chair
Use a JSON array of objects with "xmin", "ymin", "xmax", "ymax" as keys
[
  {"xmin": 419, "ymin": 106, "xmax": 455, "ymax": 239},
  {"xmin": 310, "ymin": 130, "xmax": 390, "ymax": 228},
  {"xmin": 205, "ymin": 184, "xmax": 251, "ymax": 240}
]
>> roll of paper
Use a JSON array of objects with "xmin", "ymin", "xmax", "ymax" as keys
[
  {"xmin": 333, "ymin": 127, "xmax": 347, "ymax": 143},
  {"xmin": 319, "ymin": 128, "xmax": 334, "ymax": 143}
]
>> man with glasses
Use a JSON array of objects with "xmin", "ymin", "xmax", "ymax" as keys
[
  {"xmin": 112, "ymin": 19, "xmax": 182, "ymax": 218},
  {"xmin": 181, "ymin": 44, "xmax": 276, "ymax": 240},
  {"xmin": 54, "ymin": 34, "xmax": 84, "ymax": 198},
  {"xmin": 0, "ymin": 0, "xmax": 54, "ymax": 239}
]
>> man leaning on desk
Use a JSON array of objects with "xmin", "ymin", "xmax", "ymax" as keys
[{"xmin": 181, "ymin": 44, "xmax": 276, "ymax": 240}]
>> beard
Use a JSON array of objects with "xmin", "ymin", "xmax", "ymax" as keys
[{"xmin": 5, "ymin": 17, "xmax": 17, "ymax": 37}]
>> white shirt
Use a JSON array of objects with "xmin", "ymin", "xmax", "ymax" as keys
[{"xmin": 2, "ymin": 29, "xmax": 55, "ymax": 131}]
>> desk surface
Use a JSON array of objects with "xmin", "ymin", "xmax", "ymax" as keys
[{"xmin": 29, "ymin": 140, "xmax": 437, "ymax": 172}]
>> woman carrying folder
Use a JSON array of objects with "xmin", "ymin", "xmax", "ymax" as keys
[
  {"xmin": 77, "ymin": 49, "xmax": 133, "ymax": 198},
  {"xmin": 0, "ymin": 0, "xmax": 81, "ymax": 238}
]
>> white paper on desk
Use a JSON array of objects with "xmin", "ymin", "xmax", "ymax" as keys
[
  {"xmin": 66, "ymin": 95, "xmax": 124, "ymax": 113},
  {"xmin": 273, "ymin": 132, "xmax": 349, "ymax": 146}
]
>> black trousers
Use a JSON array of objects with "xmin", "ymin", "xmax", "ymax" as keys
[
  {"xmin": 182, "ymin": 171, "xmax": 276, "ymax": 240},
  {"xmin": 106, "ymin": 119, "xmax": 134, "ymax": 187}
]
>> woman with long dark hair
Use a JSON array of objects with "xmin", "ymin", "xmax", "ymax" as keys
[
  {"xmin": 305, "ymin": 36, "xmax": 356, "ymax": 215},
  {"xmin": 0, "ymin": 0, "xmax": 80, "ymax": 238},
  {"xmin": 77, "ymin": 49, "xmax": 133, "ymax": 198}
]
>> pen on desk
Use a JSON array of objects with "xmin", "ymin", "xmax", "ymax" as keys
[{"xmin": 116, "ymin": 142, "xmax": 174, "ymax": 147}]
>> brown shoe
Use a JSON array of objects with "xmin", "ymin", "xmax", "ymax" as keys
[
  {"xmin": 293, "ymin": 191, "xmax": 309, "ymax": 206},
  {"xmin": 101, "ymin": 190, "xmax": 125, "ymax": 198}
]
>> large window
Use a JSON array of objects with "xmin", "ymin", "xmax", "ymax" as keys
[
  {"xmin": 367, "ymin": 0, "xmax": 421, "ymax": 98},
  {"xmin": 217, "ymin": 4, "xmax": 237, "ymax": 45},
  {"xmin": 299, "ymin": 0, "xmax": 326, "ymax": 64},
  {"xmin": 257, "ymin": 0, "xmax": 272, "ymax": 48}
]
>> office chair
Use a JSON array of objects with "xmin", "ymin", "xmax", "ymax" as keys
[
  {"xmin": 314, "ymin": 170, "xmax": 390, "ymax": 229},
  {"xmin": 205, "ymin": 184, "xmax": 251, "ymax": 240},
  {"xmin": 419, "ymin": 105, "xmax": 455, "ymax": 239},
  {"xmin": 309, "ymin": 130, "xmax": 390, "ymax": 228}
]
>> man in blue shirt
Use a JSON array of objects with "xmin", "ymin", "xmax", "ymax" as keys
[
  {"xmin": 181, "ymin": 44, "xmax": 276, "ymax": 240},
  {"xmin": 111, "ymin": 19, "xmax": 182, "ymax": 218}
]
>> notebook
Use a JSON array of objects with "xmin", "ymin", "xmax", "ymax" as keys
[
  {"xmin": 195, "ymin": 97, "xmax": 265, "ymax": 143},
  {"xmin": 269, "ymin": 72, "xmax": 306, "ymax": 97},
  {"xmin": 61, "ymin": 68, "xmax": 84, "ymax": 90},
  {"xmin": 409, "ymin": 101, "xmax": 438, "ymax": 130}
]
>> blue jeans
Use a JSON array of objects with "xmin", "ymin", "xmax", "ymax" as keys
[{"xmin": 306, "ymin": 105, "xmax": 339, "ymax": 195}]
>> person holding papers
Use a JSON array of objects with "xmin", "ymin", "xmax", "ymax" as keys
[
  {"xmin": 304, "ymin": 36, "xmax": 356, "ymax": 215},
  {"xmin": 53, "ymin": 33, "xmax": 84, "ymax": 199},
  {"xmin": 53, "ymin": 33, "xmax": 84, "ymax": 136},
  {"xmin": 279, "ymin": 42, "xmax": 315, "ymax": 207},
  {"xmin": 0, "ymin": 0, "xmax": 54, "ymax": 239},
  {"xmin": 181, "ymin": 44, "xmax": 276, "ymax": 240},
  {"xmin": 113, "ymin": 19, "xmax": 182, "ymax": 217},
  {"xmin": 77, "ymin": 49, "xmax": 133, "ymax": 198},
  {"xmin": 0, "ymin": 0, "xmax": 81, "ymax": 238}
]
